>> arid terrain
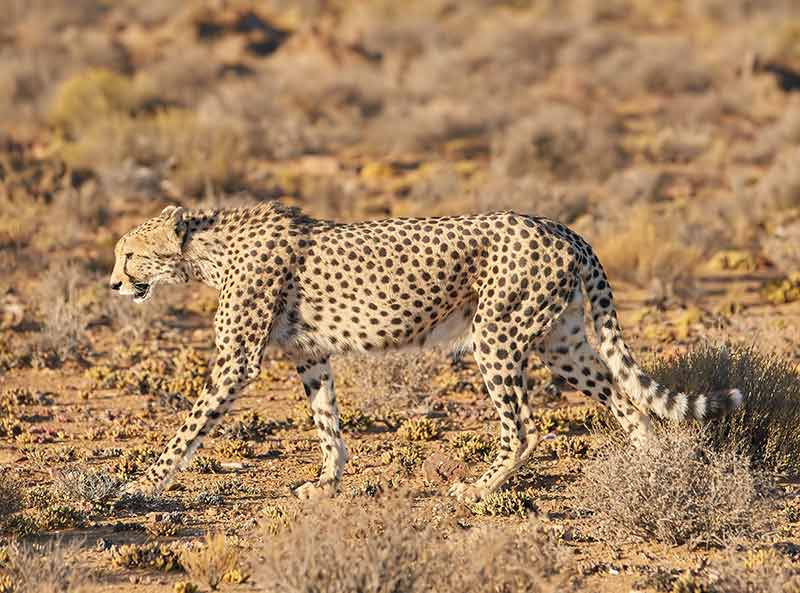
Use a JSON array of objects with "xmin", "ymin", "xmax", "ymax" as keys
[{"xmin": 2, "ymin": 1, "xmax": 800, "ymax": 592}]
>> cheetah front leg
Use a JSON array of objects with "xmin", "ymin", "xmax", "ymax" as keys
[
  {"xmin": 128, "ymin": 288, "xmax": 273, "ymax": 495},
  {"xmin": 293, "ymin": 357, "xmax": 348, "ymax": 499},
  {"xmin": 128, "ymin": 345, "xmax": 260, "ymax": 495}
]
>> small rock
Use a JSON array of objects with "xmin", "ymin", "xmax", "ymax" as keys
[{"xmin": 422, "ymin": 452, "xmax": 466, "ymax": 484}]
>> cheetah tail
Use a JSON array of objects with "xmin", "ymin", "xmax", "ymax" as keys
[{"xmin": 577, "ymin": 252, "xmax": 743, "ymax": 421}]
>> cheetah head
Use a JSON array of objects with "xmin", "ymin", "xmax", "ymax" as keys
[{"xmin": 109, "ymin": 206, "xmax": 189, "ymax": 303}]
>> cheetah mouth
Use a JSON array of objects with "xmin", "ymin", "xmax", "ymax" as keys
[{"xmin": 133, "ymin": 283, "xmax": 151, "ymax": 303}]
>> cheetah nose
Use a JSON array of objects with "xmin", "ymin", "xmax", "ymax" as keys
[{"xmin": 110, "ymin": 281, "xmax": 122, "ymax": 291}]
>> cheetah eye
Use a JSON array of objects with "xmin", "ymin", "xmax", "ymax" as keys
[{"xmin": 125, "ymin": 252, "xmax": 134, "ymax": 261}]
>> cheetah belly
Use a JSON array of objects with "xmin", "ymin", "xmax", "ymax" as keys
[
  {"xmin": 276, "ymin": 298, "xmax": 476, "ymax": 357},
  {"xmin": 397, "ymin": 301, "xmax": 475, "ymax": 354}
]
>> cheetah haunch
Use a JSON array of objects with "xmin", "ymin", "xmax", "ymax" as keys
[{"xmin": 110, "ymin": 203, "xmax": 742, "ymax": 501}]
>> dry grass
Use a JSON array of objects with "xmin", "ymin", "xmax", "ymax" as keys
[
  {"xmin": 48, "ymin": 69, "xmax": 152, "ymax": 136},
  {"xmin": 4, "ymin": 538, "xmax": 90, "ymax": 593},
  {"xmin": 646, "ymin": 344, "xmax": 800, "ymax": 475},
  {"xmin": 491, "ymin": 103, "xmax": 624, "ymax": 181},
  {"xmin": 593, "ymin": 37, "xmax": 713, "ymax": 97},
  {"xmin": 57, "ymin": 106, "xmax": 250, "ymax": 197},
  {"xmin": 593, "ymin": 205, "xmax": 707, "ymax": 299},
  {"xmin": 255, "ymin": 497, "xmax": 573, "ymax": 593},
  {"xmin": 335, "ymin": 353, "xmax": 439, "ymax": 413},
  {"xmin": 33, "ymin": 262, "xmax": 89, "ymax": 362},
  {"xmin": 604, "ymin": 167, "xmax": 672, "ymax": 205},
  {"xmin": 710, "ymin": 554, "xmax": 800, "ymax": 593},
  {"xmin": 756, "ymin": 147, "xmax": 800, "ymax": 216},
  {"xmin": 181, "ymin": 533, "xmax": 241, "ymax": 590},
  {"xmin": 50, "ymin": 466, "xmax": 123, "ymax": 510},
  {"xmin": 578, "ymin": 426, "xmax": 769, "ymax": 547},
  {"xmin": 474, "ymin": 175, "xmax": 591, "ymax": 224},
  {"xmin": 661, "ymin": 550, "xmax": 800, "ymax": 593}
]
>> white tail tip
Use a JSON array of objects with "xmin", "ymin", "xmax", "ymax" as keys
[{"xmin": 729, "ymin": 388, "xmax": 744, "ymax": 408}]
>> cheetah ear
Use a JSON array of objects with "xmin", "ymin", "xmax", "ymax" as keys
[{"xmin": 160, "ymin": 205, "xmax": 188, "ymax": 251}]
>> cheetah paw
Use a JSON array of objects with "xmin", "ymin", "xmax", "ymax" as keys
[
  {"xmin": 448, "ymin": 481, "xmax": 486, "ymax": 503},
  {"xmin": 292, "ymin": 481, "xmax": 337, "ymax": 500}
]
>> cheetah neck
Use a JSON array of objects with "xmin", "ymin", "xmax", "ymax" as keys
[
  {"xmin": 179, "ymin": 204, "xmax": 297, "ymax": 290},
  {"xmin": 180, "ymin": 209, "xmax": 232, "ymax": 290}
]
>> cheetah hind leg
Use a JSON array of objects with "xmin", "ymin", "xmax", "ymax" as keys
[
  {"xmin": 448, "ymin": 302, "xmax": 570, "ymax": 503},
  {"xmin": 536, "ymin": 292, "xmax": 655, "ymax": 447},
  {"xmin": 292, "ymin": 358, "xmax": 348, "ymax": 500}
]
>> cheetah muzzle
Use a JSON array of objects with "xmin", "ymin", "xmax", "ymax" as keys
[
  {"xmin": 132, "ymin": 282, "xmax": 151, "ymax": 303},
  {"xmin": 110, "ymin": 203, "xmax": 743, "ymax": 503}
]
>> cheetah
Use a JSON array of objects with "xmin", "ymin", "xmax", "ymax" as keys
[{"xmin": 109, "ymin": 203, "xmax": 742, "ymax": 501}]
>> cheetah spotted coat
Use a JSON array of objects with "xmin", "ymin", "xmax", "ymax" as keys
[{"xmin": 109, "ymin": 203, "xmax": 742, "ymax": 501}]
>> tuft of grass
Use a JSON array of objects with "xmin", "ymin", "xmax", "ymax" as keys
[
  {"xmin": 260, "ymin": 505, "xmax": 298, "ymax": 536},
  {"xmin": 340, "ymin": 403, "xmax": 374, "ymax": 433},
  {"xmin": 0, "ymin": 471, "xmax": 22, "ymax": 518},
  {"xmin": 470, "ymin": 489, "xmax": 538, "ymax": 518},
  {"xmin": 756, "ymin": 147, "xmax": 800, "ymax": 215},
  {"xmin": 57, "ymin": 107, "xmax": 249, "ymax": 197},
  {"xmin": 474, "ymin": 174, "xmax": 590, "ymax": 224},
  {"xmin": 5, "ymin": 539, "xmax": 90, "ymax": 593},
  {"xmin": 50, "ymin": 466, "xmax": 123, "ymax": 510},
  {"xmin": 145, "ymin": 512, "xmax": 183, "ymax": 538},
  {"xmin": 180, "ymin": 533, "xmax": 242, "ymax": 591},
  {"xmin": 541, "ymin": 436, "xmax": 592, "ymax": 459},
  {"xmin": 664, "ymin": 551, "xmax": 800, "ymax": 593},
  {"xmin": 111, "ymin": 446, "xmax": 159, "ymax": 480},
  {"xmin": 397, "ymin": 418, "xmax": 440, "ymax": 442},
  {"xmin": 760, "ymin": 264, "xmax": 800, "ymax": 299},
  {"xmin": 256, "ymin": 499, "xmax": 428, "ymax": 593},
  {"xmin": 29, "ymin": 504, "xmax": 89, "ymax": 532},
  {"xmin": 34, "ymin": 262, "xmax": 90, "ymax": 362},
  {"xmin": 646, "ymin": 344, "xmax": 800, "ymax": 475},
  {"xmin": 534, "ymin": 405, "xmax": 601, "ymax": 434},
  {"xmin": 578, "ymin": 426, "xmax": 770, "ymax": 547},
  {"xmin": 445, "ymin": 521, "xmax": 569, "ymax": 593}
]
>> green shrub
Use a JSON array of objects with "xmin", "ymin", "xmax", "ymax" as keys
[
  {"xmin": 191, "ymin": 456, "xmax": 223, "ymax": 474},
  {"xmin": 450, "ymin": 432, "xmax": 496, "ymax": 463},
  {"xmin": 397, "ymin": 418, "xmax": 440, "ymax": 441},
  {"xmin": 470, "ymin": 489, "xmax": 537, "ymax": 518},
  {"xmin": 110, "ymin": 542, "xmax": 183, "ymax": 572}
]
